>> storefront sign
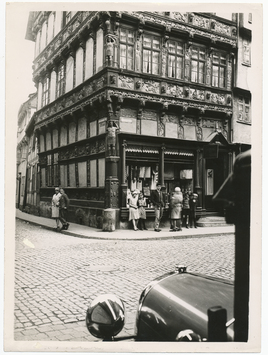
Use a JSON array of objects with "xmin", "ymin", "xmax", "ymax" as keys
[{"xmin": 204, "ymin": 145, "xmax": 219, "ymax": 159}]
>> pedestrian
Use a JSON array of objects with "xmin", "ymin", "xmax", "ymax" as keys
[
  {"xmin": 59, "ymin": 188, "xmax": 70, "ymax": 230},
  {"xmin": 51, "ymin": 187, "xmax": 62, "ymax": 231},
  {"xmin": 170, "ymin": 187, "xmax": 183, "ymax": 231},
  {"xmin": 182, "ymin": 188, "xmax": 190, "ymax": 228},
  {"xmin": 128, "ymin": 189, "xmax": 140, "ymax": 231},
  {"xmin": 189, "ymin": 192, "xmax": 198, "ymax": 228},
  {"xmin": 168, "ymin": 192, "xmax": 175, "ymax": 231},
  {"xmin": 137, "ymin": 192, "xmax": 147, "ymax": 230},
  {"xmin": 150, "ymin": 183, "xmax": 165, "ymax": 232}
]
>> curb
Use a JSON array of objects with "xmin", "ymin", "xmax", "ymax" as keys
[{"xmin": 16, "ymin": 216, "xmax": 235, "ymax": 241}]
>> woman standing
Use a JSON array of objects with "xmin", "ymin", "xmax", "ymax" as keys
[
  {"xmin": 128, "ymin": 190, "xmax": 140, "ymax": 231},
  {"xmin": 137, "ymin": 192, "xmax": 147, "ymax": 230},
  {"xmin": 51, "ymin": 187, "xmax": 62, "ymax": 231},
  {"xmin": 170, "ymin": 187, "xmax": 183, "ymax": 231}
]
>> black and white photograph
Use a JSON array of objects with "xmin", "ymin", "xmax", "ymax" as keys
[{"xmin": 3, "ymin": 1, "xmax": 263, "ymax": 354}]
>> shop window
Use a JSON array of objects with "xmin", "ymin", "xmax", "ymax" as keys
[
  {"xmin": 66, "ymin": 56, "xmax": 74, "ymax": 92},
  {"xmin": 47, "ymin": 154, "xmax": 52, "ymax": 186},
  {"xmin": 242, "ymin": 38, "xmax": 251, "ymax": 65},
  {"xmin": 238, "ymin": 96, "xmax": 251, "ymax": 123},
  {"xmin": 53, "ymin": 153, "xmax": 59, "ymax": 186},
  {"xmin": 126, "ymin": 164, "xmax": 158, "ymax": 198},
  {"xmin": 75, "ymin": 47, "xmax": 84, "ymax": 87},
  {"xmin": 167, "ymin": 40, "xmax": 184, "ymax": 79},
  {"xmin": 119, "ymin": 28, "xmax": 134, "ymax": 70},
  {"xmin": 78, "ymin": 161, "xmax": 87, "ymax": 187},
  {"xmin": 42, "ymin": 77, "xmax": 49, "ymax": 107},
  {"xmin": 212, "ymin": 52, "xmax": 227, "ymax": 88},
  {"xmin": 191, "ymin": 46, "xmax": 205, "ymax": 84},
  {"xmin": 57, "ymin": 64, "xmax": 65, "ymax": 98},
  {"xmin": 85, "ymin": 37, "xmax": 94, "ymax": 80},
  {"xmin": 142, "ymin": 34, "xmax": 160, "ymax": 75}
]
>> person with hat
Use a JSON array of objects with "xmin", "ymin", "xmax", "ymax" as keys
[
  {"xmin": 59, "ymin": 188, "xmax": 70, "ymax": 230},
  {"xmin": 128, "ymin": 189, "xmax": 140, "ymax": 231},
  {"xmin": 51, "ymin": 187, "xmax": 62, "ymax": 231},
  {"xmin": 170, "ymin": 187, "xmax": 183, "ymax": 231},
  {"xmin": 150, "ymin": 183, "xmax": 165, "ymax": 232},
  {"xmin": 189, "ymin": 192, "xmax": 199, "ymax": 228}
]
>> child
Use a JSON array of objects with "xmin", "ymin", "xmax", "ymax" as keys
[
  {"xmin": 137, "ymin": 192, "xmax": 147, "ymax": 230},
  {"xmin": 128, "ymin": 190, "xmax": 139, "ymax": 231}
]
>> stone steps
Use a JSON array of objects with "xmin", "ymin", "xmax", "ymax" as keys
[{"xmin": 196, "ymin": 216, "xmax": 232, "ymax": 227}]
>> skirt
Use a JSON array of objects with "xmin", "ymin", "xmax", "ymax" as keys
[
  {"xmin": 138, "ymin": 207, "xmax": 146, "ymax": 220},
  {"xmin": 170, "ymin": 206, "xmax": 182, "ymax": 219},
  {"xmin": 129, "ymin": 207, "xmax": 139, "ymax": 221},
  {"xmin": 51, "ymin": 206, "xmax": 60, "ymax": 218}
]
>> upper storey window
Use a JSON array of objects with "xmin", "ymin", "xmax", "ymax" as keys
[
  {"xmin": 191, "ymin": 46, "xmax": 205, "ymax": 84},
  {"xmin": 167, "ymin": 41, "xmax": 184, "ymax": 79},
  {"xmin": 119, "ymin": 28, "xmax": 134, "ymax": 70},
  {"xmin": 142, "ymin": 34, "xmax": 160, "ymax": 75},
  {"xmin": 212, "ymin": 52, "xmax": 227, "ymax": 88},
  {"xmin": 57, "ymin": 64, "xmax": 65, "ymax": 98},
  {"xmin": 42, "ymin": 77, "xmax": 49, "ymax": 107}
]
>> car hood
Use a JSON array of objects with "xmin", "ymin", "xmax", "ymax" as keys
[{"xmin": 136, "ymin": 272, "xmax": 234, "ymax": 341}]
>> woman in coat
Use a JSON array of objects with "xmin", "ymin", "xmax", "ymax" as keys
[
  {"xmin": 51, "ymin": 187, "xmax": 62, "ymax": 231},
  {"xmin": 170, "ymin": 187, "xmax": 183, "ymax": 231}
]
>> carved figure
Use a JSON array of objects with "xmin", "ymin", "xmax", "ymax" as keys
[{"xmin": 107, "ymin": 120, "xmax": 119, "ymax": 156}]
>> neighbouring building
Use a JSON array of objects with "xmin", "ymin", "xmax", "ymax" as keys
[
  {"xmin": 16, "ymin": 93, "xmax": 39, "ymax": 214},
  {"xmin": 24, "ymin": 11, "xmax": 252, "ymax": 229}
]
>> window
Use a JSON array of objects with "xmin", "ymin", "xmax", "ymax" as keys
[
  {"xmin": 42, "ymin": 77, "xmax": 49, "ymax": 107},
  {"xmin": 47, "ymin": 154, "xmax": 52, "ymax": 186},
  {"xmin": 64, "ymin": 11, "xmax": 72, "ymax": 26},
  {"xmin": 119, "ymin": 28, "xmax": 134, "ymax": 70},
  {"xmin": 191, "ymin": 46, "xmax": 205, "ymax": 84},
  {"xmin": 212, "ymin": 52, "xmax": 227, "ymax": 88},
  {"xmin": 167, "ymin": 40, "xmax": 184, "ymax": 79},
  {"xmin": 142, "ymin": 34, "xmax": 160, "ymax": 75},
  {"xmin": 66, "ymin": 56, "xmax": 74, "ymax": 92},
  {"xmin": 57, "ymin": 64, "xmax": 65, "ymax": 97},
  {"xmin": 238, "ymin": 96, "xmax": 251, "ymax": 123},
  {"xmin": 53, "ymin": 153, "xmax": 59, "ymax": 186},
  {"xmin": 75, "ymin": 47, "xmax": 84, "ymax": 87},
  {"xmin": 242, "ymin": 39, "xmax": 251, "ymax": 65}
]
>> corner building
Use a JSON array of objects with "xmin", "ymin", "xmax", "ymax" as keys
[{"xmin": 26, "ymin": 11, "xmax": 251, "ymax": 229}]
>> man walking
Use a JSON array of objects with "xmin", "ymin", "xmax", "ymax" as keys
[
  {"xmin": 59, "ymin": 188, "xmax": 70, "ymax": 230},
  {"xmin": 150, "ymin": 183, "xmax": 165, "ymax": 232}
]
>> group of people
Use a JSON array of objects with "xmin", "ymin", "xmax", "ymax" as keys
[
  {"xmin": 51, "ymin": 187, "xmax": 70, "ymax": 232},
  {"xmin": 128, "ymin": 183, "xmax": 198, "ymax": 232}
]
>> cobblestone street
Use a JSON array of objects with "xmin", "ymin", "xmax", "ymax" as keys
[{"xmin": 14, "ymin": 219, "xmax": 235, "ymax": 342}]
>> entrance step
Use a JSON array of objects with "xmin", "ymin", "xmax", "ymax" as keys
[{"xmin": 196, "ymin": 216, "xmax": 231, "ymax": 227}]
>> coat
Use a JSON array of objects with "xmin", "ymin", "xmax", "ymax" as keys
[
  {"xmin": 170, "ymin": 192, "xmax": 183, "ymax": 219},
  {"xmin": 150, "ymin": 190, "xmax": 165, "ymax": 208},
  {"xmin": 51, "ymin": 193, "xmax": 61, "ymax": 218}
]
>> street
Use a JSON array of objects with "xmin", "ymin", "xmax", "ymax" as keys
[{"xmin": 14, "ymin": 219, "xmax": 235, "ymax": 342}]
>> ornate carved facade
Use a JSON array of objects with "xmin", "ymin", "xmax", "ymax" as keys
[{"xmin": 24, "ymin": 11, "xmax": 252, "ymax": 229}]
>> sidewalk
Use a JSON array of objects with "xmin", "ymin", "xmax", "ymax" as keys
[{"xmin": 16, "ymin": 209, "xmax": 235, "ymax": 240}]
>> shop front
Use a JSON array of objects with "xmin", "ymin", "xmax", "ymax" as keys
[{"xmin": 118, "ymin": 132, "xmax": 233, "ymax": 228}]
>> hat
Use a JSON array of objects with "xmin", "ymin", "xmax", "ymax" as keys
[
  {"xmin": 133, "ymin": 189, "xmax": 140, "ymax": 195},
  {"xmin": 175, "ymin": 187, "xmax": 181, "ymax": 192}
]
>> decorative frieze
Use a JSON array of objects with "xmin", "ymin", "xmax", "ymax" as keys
[
  {"xmin": 143, "ymin": 110, "xmax": 158, "ymax": 121},
  {"xmin": 118, "ymin": 76, "xmax": 135, "ymax": 90}
]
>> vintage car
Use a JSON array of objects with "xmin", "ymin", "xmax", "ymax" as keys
[{"xmin": 85, "ymin": 150, "xmax": 251, "ymax": 342}]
